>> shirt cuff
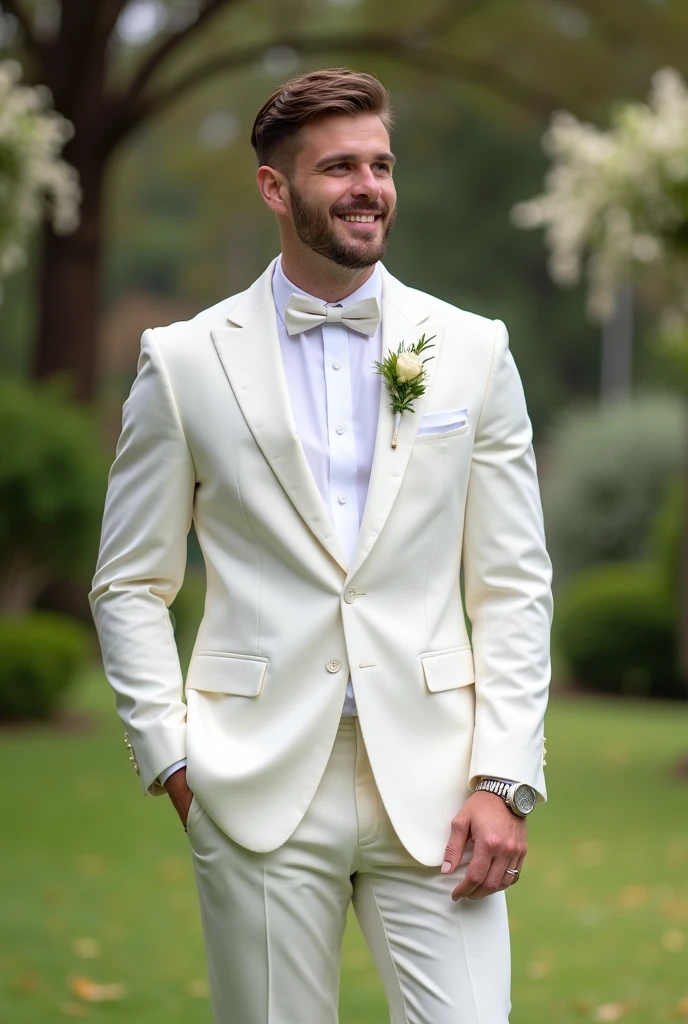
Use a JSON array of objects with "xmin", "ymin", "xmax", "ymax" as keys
[{"xmin": 158, "ymin": 759, "xmax": 187, "ymax": 786}]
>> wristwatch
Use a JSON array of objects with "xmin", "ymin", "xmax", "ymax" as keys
[{"xmin": 474, "ymin": 777, "xmax": 537, "ymax": 817}]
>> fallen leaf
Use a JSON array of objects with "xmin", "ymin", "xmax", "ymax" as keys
[
  {"xmin": 617, "ymin": 885, "xmax": 648, "ymax": 910},
  {"xmin": 676, "ymin": 996, "xmax": 688, "ymax": 1016},
  {"xmin": 162, "ymin": 858, "xmax": 186, "ymax": 883},
  {"xmin": 187, "ymin": 979, "xmax": 210, "ymax": 998},
  {"xmin": 592, "ymin": 1004, "xmax": 628, "ymax": 1021},
  {"xmin": 77, "ymin": 854, "xmax": 107, "ymax": 877},
  {"xmin": 70, "ymin": 975, "xmax": 126, "ymax": 1002},
  {"xmin": 73, "ymin": 939, "xmax": 100, "ymax": 959},
  {"xmin": 602, "ymin": 743, "xmax": 629, "ymax": 767},
  {"xmin": 661, "ymin": 929, "xmax": 684, "ymax": 952},
  {"xmin": 61, "ymin": 1003, "xmax": 87, "ymax": 1017},
  {"xmin": 526, "ymin": 960, "xmax": 550, "ymax": 980},
  {"xmin": 575, "ymin": 840, "xmax": 606, "ymax": 867},
  {"xmin": 15, "ymin": 971, "xmax": 41, "ymax": 993}
]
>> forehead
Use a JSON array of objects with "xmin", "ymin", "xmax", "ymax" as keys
[{"xmin": 297, "ymin": 113, "xmax": 391, "ymax": 164}]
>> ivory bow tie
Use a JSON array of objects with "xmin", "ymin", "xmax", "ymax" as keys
[{"xmin": 284, "ymin": 293, "xmax": 380, "ymax": 338}]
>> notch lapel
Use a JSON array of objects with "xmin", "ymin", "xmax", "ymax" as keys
[
  {"xmin": 346, "ymin": 268, "xmax": 445, "ymax": 582},
  {"xmin": 211, "ymin": 264, "xmax": 349, "ymax": 574}
]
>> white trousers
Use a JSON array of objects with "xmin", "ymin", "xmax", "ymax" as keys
[{"xmin": 186, "ymin": 718, "xmax": 511, "ymax": 1023}]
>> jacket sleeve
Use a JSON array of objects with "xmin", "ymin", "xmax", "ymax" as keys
[
  {"xmin": 462, "ymin": 319, "xmax": 553, "ymax": 801},
  {"xmin": 89, "ymin": 328, "xmax": 196, "ymax": 796}
]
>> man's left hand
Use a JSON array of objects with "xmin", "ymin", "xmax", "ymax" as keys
[{"xmin": 441, "ymin": 791, "xmax": 527, "ymax": 901}]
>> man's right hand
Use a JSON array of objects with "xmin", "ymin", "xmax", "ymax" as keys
[{"xmin": 163, "ymin": 765, "xmax": 194, "ymax": 829}]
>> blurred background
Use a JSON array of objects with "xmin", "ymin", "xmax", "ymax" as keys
[{"xmin": 1, "ymin": 1, "xmax": 688, "ymax": 1021}]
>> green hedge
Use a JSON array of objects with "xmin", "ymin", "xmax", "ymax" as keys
[
  {"xmin": 555, "ymin": 562, "xmax": 684, "ymax": 700},
  {"xmin": 542, "ymin": 395, "xmax": 685, "ymax": 582},
  {"xmin": 0, "ymin": 612, "xmax": 90, "ymax": 719},
  {"xmin": 652, "ymin": 477, "xmax": 682, "ymax": 607}
]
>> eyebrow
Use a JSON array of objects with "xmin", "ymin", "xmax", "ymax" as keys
[{"xmin": 313, "ymin": 151, "xmax": 396, "ymax": 170}]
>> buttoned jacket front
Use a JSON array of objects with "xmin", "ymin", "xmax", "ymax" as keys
[{"xmin": 90, "ymin": 259, "xmax": 553, "ymax": 867}]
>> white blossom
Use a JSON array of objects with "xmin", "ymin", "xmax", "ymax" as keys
[
  {"xmin": 512, "ymin": 67, "xmax": 688, "ymax": 326},
  {"xmin": 0, "ymin": 60, "xmax": 81, "ymax": 301}
]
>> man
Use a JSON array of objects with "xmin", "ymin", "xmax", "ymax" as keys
[{"xmin": 90, "ymin": 68, "xmax": 552, "ymax": 1023}]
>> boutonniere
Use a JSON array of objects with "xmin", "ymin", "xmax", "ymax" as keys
[{"xmin": 373, "ymin": 334, "xmax": 436, "ymax": 448}]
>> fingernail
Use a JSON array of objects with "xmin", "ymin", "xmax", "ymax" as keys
[
  {"xmin": 452, "ymin": 895, "xmax": 460, "ymax": 902},
  {"xmin": 441, "ymin": 860, "xmax": 452, "ymax": 874}
]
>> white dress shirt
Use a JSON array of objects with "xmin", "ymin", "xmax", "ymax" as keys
[{"xmin": 159, "ymin": 256, "xmax": 383, "ymax": 784}]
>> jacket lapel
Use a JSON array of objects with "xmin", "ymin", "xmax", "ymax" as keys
[
  {"xmin": 211, "ymin": 262, "xmax": 349, "ymax": 573},
  {"xmin": 346, "ymin": 267, "xmax": 444, "ymax": 582}
]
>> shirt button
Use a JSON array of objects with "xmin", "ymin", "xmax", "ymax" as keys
[
  {"xmin": 332, "ymin": 361, "xmax": 341, "ymax": 370},
  {"xmin": 344, "ymin": 587, "xmax": 357, "ymax": 604},
  {"xmin": 338, "ymin": 493, "xmax": 348, "ymax": 504},
  {"xmin": 336, "ymin": 425, "xmax": 345, "ymax": 435},
  {"xmin": 326, "ymin": 658, "xmax": 342, "ymax": 673}
]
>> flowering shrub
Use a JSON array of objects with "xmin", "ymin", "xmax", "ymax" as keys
[
  {"xmin": 512, "ymin": 68, "xmax": 688, "ymax": 328},
  {"xmin": 0, "ymin": 59, "xmax": 80, "ymax": 299}
]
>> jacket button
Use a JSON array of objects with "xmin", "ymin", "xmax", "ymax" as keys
[
  {"xmin": 326, "ymin": 658, "xmax": 342, "ymax": 673},
  {"xmin": 344, "ymin": 587, "xmax": 357, "ymax": 604}
]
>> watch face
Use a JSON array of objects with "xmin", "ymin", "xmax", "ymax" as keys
[{"xmin": 513, "ymin": 784, "xmax": 536, "ymax": 815}]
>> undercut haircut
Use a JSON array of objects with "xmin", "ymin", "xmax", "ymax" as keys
[{"xmin": 251, "ymin": 67, "xmax": 393, "ymax": 175}]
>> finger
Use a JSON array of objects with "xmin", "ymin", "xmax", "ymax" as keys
[
  {"xmin": 452, "ymin": 847, "xmax": 493, "ymax": 900},
  {"xmin": 496, "ymin": 854, "xmax": 522, "ymax": 893},
  {"xmin": 465, "ymin": 851, "xmax": 514, "ymax": 900},
  {"xmin": 442, "ymin": 816, "xmax": 470, "ymax": 875}
]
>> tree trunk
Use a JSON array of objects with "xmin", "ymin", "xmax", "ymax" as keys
[
  {"xmin": 33, "ymin": 157, "xmax": 104, "ymax": 402},
  {"xmin": 680, "ymin": 406, "xmax": 688, "ymax": 684},
  {"xmin": 600, "ymin": 280, "xmax": 633, "ymax": 402},
  {"xmin": 0, "ymin": 550, "xmax": 47, "ymax": 615}
]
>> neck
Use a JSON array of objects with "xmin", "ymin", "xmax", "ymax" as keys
[{"xmin": 279, "ymin": 241, "xmax": 376, "ymax": 303}]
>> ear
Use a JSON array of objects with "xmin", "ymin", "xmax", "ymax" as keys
[{"xmin": 257, "ymin": 165, "xmax": 290, "ymax": 217}]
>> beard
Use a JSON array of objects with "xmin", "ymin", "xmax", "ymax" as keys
[{"xmin": 289, "ymin": 185, "xmax": 396, "ymax": 269}]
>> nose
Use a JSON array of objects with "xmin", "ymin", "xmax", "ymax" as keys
[{"xmin": 352, "ymin": 165, "xmax": 382, "ymax": 201}]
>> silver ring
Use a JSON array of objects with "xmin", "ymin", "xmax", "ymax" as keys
[{"xmin": 504, "ymin": 868, "xmax": 520, "ymax": 877}]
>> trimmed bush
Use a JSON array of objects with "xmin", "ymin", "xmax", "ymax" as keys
[
  {"xmin": 0, "ymin": 378, "xmax": 109, "ymax": 612},
  {"xmin": 652, "ymin": 477, "xmax": 682, "ymax": 607},
  {"xmin": 555, "ymin": 562, "xmax": 684, "ymax": 700},
  {"xmin": 542, "ymin": 395, "xmax": 685, "ymax": 582},
  {"xmin": 0, "ymin": 612, "xmax": 89, "ymax": 719}
]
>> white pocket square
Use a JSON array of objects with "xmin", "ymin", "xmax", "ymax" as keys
[{"xmin": 417, "ymin": 408, "xmax": 469, "ymax": 436}]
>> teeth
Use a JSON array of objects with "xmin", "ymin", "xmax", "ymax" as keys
[{"xmin": 341, "ymin": 214, "xmax": 377, "ymax": 222}]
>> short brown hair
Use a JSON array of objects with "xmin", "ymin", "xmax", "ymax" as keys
[{"xmin": 251, "ymin": 67, "xmax": 393, "ymax": 173}]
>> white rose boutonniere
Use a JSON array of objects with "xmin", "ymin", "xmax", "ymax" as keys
[
  {"xmin": 373, "ymin": 334, "xmax": 436, "ymax": 448},
  {"xmin": 396, "ymin": 350, "xmax": 424, "ymax": 381}
]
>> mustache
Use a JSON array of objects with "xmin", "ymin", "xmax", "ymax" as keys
[{"xmin": 332, "ymin": 202, "xmax": 388, "ymax": 217}]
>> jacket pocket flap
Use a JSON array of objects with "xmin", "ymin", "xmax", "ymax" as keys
[
  {"xmin": 420, "ymin": 646, "xmax": 474, "ymax": 692},
  {"xmin": 185, "ymin": 651, "xmax": 268, "ymax": 696}
]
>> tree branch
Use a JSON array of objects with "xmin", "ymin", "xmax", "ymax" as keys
[
  {"xmin": 410, "ymin": 0, "xmax": 502, "ymax": 45},
  {"xmin": 108, "ymin": 30, "xmax": 562, "ymax": 152},
  {"xmin": 0, "ymin": 0, "xmax": 45, "ymax": 64},
  {"xmin": 126, "ymin": 0, "xmax": 241, "ymax": 100},
  {"xmin": 97, "ymin": 0, "xmax": 131, "ymax": 48}
]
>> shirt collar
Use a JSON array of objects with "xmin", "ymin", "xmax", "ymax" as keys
[{"xmin": 271, "ymin": 253, "xmax": 383, "ymax": 333}]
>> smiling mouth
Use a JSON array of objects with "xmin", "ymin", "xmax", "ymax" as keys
[{"xmin": 336, "ymin": 213, "xmax": 381, "ymax": 224}]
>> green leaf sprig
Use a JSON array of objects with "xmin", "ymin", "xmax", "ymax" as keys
[
  {"xmin": 373, "ymin": 333, "xmax": 436, "ymax": 447},
  {"xmin": 372, "ymin": 334, "xmax": 436, "ymax": 414}
]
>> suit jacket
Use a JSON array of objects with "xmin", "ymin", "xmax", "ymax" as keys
[{"xmin": 90, "ymin": 258, "xmax": 553, "ymax": 867}]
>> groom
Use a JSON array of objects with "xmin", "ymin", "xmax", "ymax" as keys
[{"xmin": 90, "ymin": 68, "xmax": 552, "ymax": 1023}]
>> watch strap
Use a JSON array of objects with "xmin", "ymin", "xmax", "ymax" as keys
[{"xmin": 475, "ymin": 778, "xmax": 512, "ymax": 801}]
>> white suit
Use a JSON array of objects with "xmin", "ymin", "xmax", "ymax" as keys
[{"xmin": 90, "ymin": 259, "xmax": 552, "ymax": 1022}]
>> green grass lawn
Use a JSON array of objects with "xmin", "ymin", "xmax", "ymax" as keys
[{"xmin": 1, "ymin": 672, "xmax": 687, "ymax": 1023}]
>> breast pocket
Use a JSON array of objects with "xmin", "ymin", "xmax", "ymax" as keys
[{"xmin": 415, "ymin": 408, "xmax": 470, "ymax": 443}]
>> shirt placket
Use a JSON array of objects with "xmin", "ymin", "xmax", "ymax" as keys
[{"xmin": 322, "ymin": 314, "xmax": 360, "ymax": 564}]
